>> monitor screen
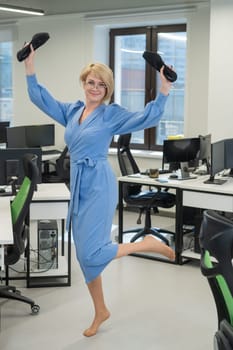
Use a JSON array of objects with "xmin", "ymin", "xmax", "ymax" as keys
[
  {"xmin": 0, "ymin": 148, "xmax": 42, "ymax": 185},
  {"xmin": 224, "ymin": 138, "xmax": 233, "ymax": 172},
  {"xmin": 25, "ymin": 124, "xmax": 55, "ymax": 147},
  {"xmin": 211, "ymin": 140, "xmax": 225, "ymax": 176},
  {"xmin": 204, "ymin": 140, "xmax": 227, "ymax": 185},
  {"xmin": 163, "ymin": 138, "xmax": 200, "ymax": 166},
  {"xmin": 6, "ymin": 126, "xmax": 27, "ymax": 147},
  {"xmin": 0, "ymin": 121, "xmax": 10, "ymax": 143},
  {"xmin": 7, "ymin": 124, "xmax": 55, "ymax": 148},
  {"xmin": 199, "ymin": 134, "xmax": 211, "ymax": 162}
]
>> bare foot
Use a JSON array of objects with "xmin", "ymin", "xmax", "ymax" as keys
[
  {"xmin": 142, "ymin": 235, "xmax": 176, "ymax": 261},
  {"xmin": 83, "ymin": 309, "xmax": 110, "ymax": 337}
]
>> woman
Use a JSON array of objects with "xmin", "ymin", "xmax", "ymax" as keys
[{"xmin": 24, "ymin": 47, "xmax": 175, "ymax": 337}]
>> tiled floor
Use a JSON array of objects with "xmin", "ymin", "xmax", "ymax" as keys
[{"xmin": 0, "ymin": 210, "xmax": 216, "ymax": 350}]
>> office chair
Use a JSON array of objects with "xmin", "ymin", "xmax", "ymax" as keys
[
  {"xmin": 43, "ymin": 146, "xmax": 70, "ymax": 187},
  {"xmin": 199, "ymin": 210, "xmax": 233, "ymax": 349},
  {"xmin": 55, "ymin": 146, "xmax": 70, "ymax": 186},
  {"xmin": 0, "ymin": 153, "xmax": 40, "ymax": 314},
  {"xmin": 117, "ymin": 133, "xmax": 176, "ymax": 246}
]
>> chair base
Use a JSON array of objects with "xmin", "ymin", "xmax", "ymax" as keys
[
  {"xmin": 122, "ymin": 227, "xmax": 175, "ymax": 246},
  {"xmin": 0, "ymin": 285, "xmax": 40, "ymax": 314},
  {"xmin": 214, "ymin": 320, "xmax": 233, "ymax": 350}
]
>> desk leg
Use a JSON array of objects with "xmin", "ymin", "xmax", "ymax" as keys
[
  {"xmin": 26, "ymin": 213, "xmax": 30, "ymax": 288},
  {"xmin": 0, "ymin": 246, "xmax": 4, "ymax": 273},
  {"xmin": 67, "ymin": 222, "xmax": 71, "ymax": 286},
  {"xmin": 61, "ymin": 219, "xmax": 65, "ymax": 256},
  {"xmin": 175, "ymin": 189, "xmax": 184, "ymax": 264},
  {"xmin": 118, "ymin": 182, "xmax": 124, "ymax": 243}
]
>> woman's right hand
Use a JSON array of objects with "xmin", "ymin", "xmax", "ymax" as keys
[{"xmin": 24, "ymin": 44, "xmax": 36, "ymax": 75}]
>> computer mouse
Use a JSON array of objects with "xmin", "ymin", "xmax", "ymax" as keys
[{"xmin": 169, "ymin": 173, "xmax": 178, "ymax": 179}]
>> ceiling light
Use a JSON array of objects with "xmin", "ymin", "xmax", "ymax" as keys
[{"xmin": 0, "ymin": 4, "xmax": 44, "ymax": 16}]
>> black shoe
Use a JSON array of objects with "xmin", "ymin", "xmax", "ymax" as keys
[
  {"xmin": 142, "ymin": 51, "xmax": 177, "ymax": 82},
  {"xmin": 17, "ymin": 32, "xmax": 50, "ymax": 62}
]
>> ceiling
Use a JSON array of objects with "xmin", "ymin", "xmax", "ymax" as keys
[{"xmin": 0, "ymin": 0, "xmax": 209, "ymax": 23}]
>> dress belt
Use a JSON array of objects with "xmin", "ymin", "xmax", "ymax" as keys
[{"xmin": 66, "ymin": 156, "xmax": 107, "ymax": 231}]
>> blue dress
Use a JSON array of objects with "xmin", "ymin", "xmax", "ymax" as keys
[{"xmin": 26, "ymin": 74, "xmax": 168, "ymax": 283}]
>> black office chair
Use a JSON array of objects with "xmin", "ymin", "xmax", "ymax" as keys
[
  {"xmin": 56, "ymin": 146, "xmax": 70, "ymax": 185},
  {"xmin": 117, "ymin": 133, "xmax": 176, "ymax": 246},
  {"xmin": 214, "ymin": 320, "xmax": 233, "ymax": 350},
  {"xmin": 0, "ymin": 153, "xmax": 40, "ymax": 314},
  {"xmin": 199, "ymin": 210, "xmax": 233, "ymax": 349},
  {"xmin": 42, "ymin": 146, "xmax": 70, "ymax": 187}
]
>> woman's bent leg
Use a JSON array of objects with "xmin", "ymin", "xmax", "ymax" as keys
[
  {"xmin": 116, "ymin": 235, "xmax": 175, "ymax": 260},
  {"xmin": 83, "ymin": 275, "xmax": 110, "ymax": 337},
  {"xmin": 83, "ymin": 236, "xmax": 174, "ymax": 337}
]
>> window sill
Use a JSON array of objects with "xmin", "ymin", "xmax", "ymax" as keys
[{"xmin": 108, "ymin": 148, "xmax": 163, "ymax": 160}]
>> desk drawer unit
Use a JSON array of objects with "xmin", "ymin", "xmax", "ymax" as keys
[
  {"xmin": 30, "ymin": 201, "xmax": 68, "ymax": 220},
  {"xmin": 183, "ymin": 191, "xmax": 233, "ymax": 212}
]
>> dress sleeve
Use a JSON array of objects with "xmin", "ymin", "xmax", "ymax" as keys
[
  {"xmin": 26, "ymin": 74, "xmax": 74, "ymax": 127},
  {"xmin": 105, "ymin": 93, "xmax": 168, "ymax": 136}
]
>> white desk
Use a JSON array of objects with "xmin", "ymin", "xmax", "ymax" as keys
[
  {"xmin": 118, "ymin": 173, "xmax": 233, "ymax": 263},
  {"xmin": 30, "ymin": 182, "xmax": 70, "ymax": 220},
  {"xmin": 4, "ymin": 183, "xmax": 71, "ymax": 288},
  {"xmin": 0, "ymin": 197, "xmax": 13, "ymax": 270}
]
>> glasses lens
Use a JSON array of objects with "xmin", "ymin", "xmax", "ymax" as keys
[{"xmin": 86, "ymin": 80, "xmax": 106, "ymax": 89}]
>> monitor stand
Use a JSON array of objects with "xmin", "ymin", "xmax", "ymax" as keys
[
  {"xmin": 204, "ymin": 175, "xmax": 227, "ymax": 185},
  {"xmin": 180, "ymin": 162, "xmax": 191, "ymax": 179}
]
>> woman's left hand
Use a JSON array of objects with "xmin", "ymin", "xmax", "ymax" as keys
[{"xmin": 159, "ymin": 66, "xmax": 174, "ymax": 96}]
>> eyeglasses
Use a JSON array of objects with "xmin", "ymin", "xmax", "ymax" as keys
[{"xmin": 85, "ymin": 80, "xmax": 107, "ymax": 90}]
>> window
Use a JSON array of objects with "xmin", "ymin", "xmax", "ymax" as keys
[
  {"xmin": 110, "ymin": 25, "xmax": 186, "ymax": 150},
  {"xmin": 0, "ymin": 41, "xmax": 13, "ymax": 122}
]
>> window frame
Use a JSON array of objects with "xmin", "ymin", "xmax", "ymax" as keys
[{"xmin": 109, "ymin": 24, "xmax": 186, "ymax": 151}]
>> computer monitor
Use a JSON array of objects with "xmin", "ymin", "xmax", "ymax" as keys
[
  {"xmin": 25, "ymin": 124, "xmax": 55, "ymax": 147},
  {"xmin": 204, "ymin": 140, "xmax": 226, "ymax": 185},
  {"xmin": 0, "ymin": 121, "xmax": 10, "ymax": 143},
  {"xmin": 224, "ymin": 138, "xmax": 233, "ymax": 176},
  {"xmin": 199, "ymin": 134, "xmax": 211, "ymax": 173},
  {"xmin": 6, "ymin": 124, "xmax": 55, "ymax": 148},
  {"xmin": 6, "ymin": 125, "xmax": 27, "ymax": 148},
  {"xmin": 163, "ymin": 137, "xmax": 200, "ymax": 172},
  {"xmin": 0, "ymin": 148, "xmax": 42, "ymax": 186}
]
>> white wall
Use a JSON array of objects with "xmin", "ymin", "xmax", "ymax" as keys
[
  {"xmin": 207, "ymin": 0, "xmax": 233, "ymax": 141},
  {"xmin": 185, "ymin": 5, "xmax": 210, "ymax": 136}
]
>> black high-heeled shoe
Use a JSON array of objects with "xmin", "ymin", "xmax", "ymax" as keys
[
  {"xmin": 143, "ymin": 51, "xmax": 177, "ymax": 82},
  {"xmin": 17, "ymin": 32, "xmax": 50, "ymax": 62}
]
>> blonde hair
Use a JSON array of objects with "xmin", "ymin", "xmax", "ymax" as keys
[{"xmin": 79, "ymin": 62, "xmax": 114, "ymax": 102}]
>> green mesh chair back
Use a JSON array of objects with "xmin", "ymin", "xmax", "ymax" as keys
[
  {"xmin": 11, "ymin": 176, "xmax": 31, "ymax": 225},
  {"xmin": 5, "ymin": 153, "xmax": 39, "ymax": 266},
  {"xmin": 200, "ymin": 210, "xmax": 233, "ymax": 328}
]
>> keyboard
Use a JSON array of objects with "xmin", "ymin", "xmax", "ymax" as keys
[
  {"xmin": 159, "ymin": 169, "xmax": 170, "ymax": 174},
  {"xmin": 0, "ymin": 191, "xmax": 13, "ymax": 197},
  {"xmin": 140, "ymin": 169, "xmax": 170, "ymax": 175},
  {"xmin": 42, "ymin": 149, "xmax": 61, "ymax": 155}
]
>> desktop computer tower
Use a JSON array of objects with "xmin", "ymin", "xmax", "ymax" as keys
[{"xmin": 37, "ymin": 220, "xmax": 58, "ymax": 270}]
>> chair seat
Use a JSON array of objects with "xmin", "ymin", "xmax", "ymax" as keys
[{"xmin": 126, "ymin": 189, "xmax": 176, "ymax": 209}]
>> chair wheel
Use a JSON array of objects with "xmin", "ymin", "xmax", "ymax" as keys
[{"xmin": 31, "ymin": 304, "xmax": 40, "ymax": 314}]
